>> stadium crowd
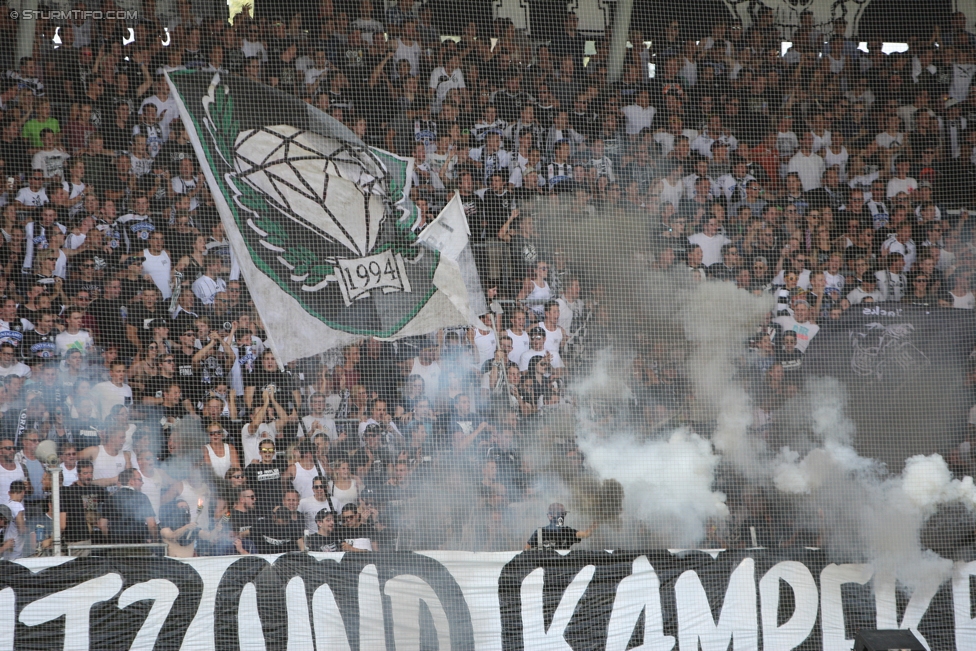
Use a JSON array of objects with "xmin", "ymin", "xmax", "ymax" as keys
[{"xmin": 2, "ymin": 2, "xmax": 976, "ymax": 556}]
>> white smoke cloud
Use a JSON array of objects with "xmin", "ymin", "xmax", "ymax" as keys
[
  {"xmin": 770, "ymin": 382, "xmax": 970, "ymax": 591},
  {"xmin": 681, "ymin": 282, "xmax": 775, "ymax": 474},
  {"xmin": 553, "ymin": 276, "xmax": 976, "ymax": 593},
  {"xmin": 578, "ymin": 429, "xmax": 729, "ymax": 547}
]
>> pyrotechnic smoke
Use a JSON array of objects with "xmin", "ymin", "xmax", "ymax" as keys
[
  {"xmin": 577, "ymin": 428, "xmax": 728, "ymax": 547},
  {"xmin": 370, "ymin": 197, "xmax": 976, "ymax": 574},
  {"xmin": 527, "ymin": 195, "xmax": 976, "ymax": 589}
]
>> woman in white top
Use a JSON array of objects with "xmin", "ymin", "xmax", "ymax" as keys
[
  {"xmin": 468, "ymin": 313, "xmax": 498, "ymax": 365},
  {"xmin": 202, "ymin": 424, "xmax": 240, "ymax": 480},
  {"xmin": 518, "ymin": 261, "xmax": 552, "ymax": 318},
  {"xmin": 283, "ymin": 439, "xmax": 327, "ymax": 499},
  {"xmin": 328, "ymin": 460, "xmax": 361, "ymax": 513},
  {"xmin": 393, "ymin": 21, "xmax": 423, "ymax": 76},
  {"xmin": 945, "ymin": 273, "xmax": 975, "ymax": 309}
]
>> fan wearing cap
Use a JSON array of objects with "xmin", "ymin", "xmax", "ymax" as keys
[{"xmin": 524, "ymin": 502, "xmax": 596, "ymax": 551}]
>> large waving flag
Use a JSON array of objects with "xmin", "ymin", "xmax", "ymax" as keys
[{"xmin": 166, "ymin": 72, "xmax": 485, "ymax": 364}]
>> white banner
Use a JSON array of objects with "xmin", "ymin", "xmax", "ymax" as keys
[{"xmin": 2, "ymin": 549, "xmax": 971, "ymax": 650}]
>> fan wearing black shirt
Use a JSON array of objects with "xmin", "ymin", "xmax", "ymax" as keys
[
  {"xmin": 125, "ymin": 286, "xmax": 164, "ymax": 352},
  {"xmin": 0, "ymin": 118, "xmax": 30, "ymax": 178},
  {"xmin": 61, "ymin": 459, "xmax": 109, "ymax": 547},
  {"xmin": 251, "ymin": 491, "xmax": 306, "ymax": 553},
  {"xmin": 244, "ymin": 349, "xmax": 298, "ymax": 411},
  {"xmin": 157, "ymin": 120, "xmax": 196, "ymax": 174},
  {"xmin": 244, "ymin": 438, "xmax": 288, "ymax": 517},
  {"xmin": 103, "ymin": 101, "xmax": 135, "ymax": 153},
  {"xmin": 229, "ymin": 488, "xmax": 258, "ymax": 539},
  {"xmin": 306, "ymin": 508, "xmax": 341, "ymax": 552},
  {"xmin": 171, "ymin": 327, "xmax": 200, "ymax": 396},
  {"xmin": 88, "ymin": 277, "xmax": 127, "ymax": 348},
  {"xmin": 775, "ymin": 331, "xmax": 803, "ymax": 378},
  {"xmin": 336, "ymin": 503, "xmax": 379, "ymax": 551},
  {"xmin": 21, "ymin": 311, "xmax": 58, "ymax": 360},
  {"xmin": 157, "ymin": 383, "xmax": 193, "ymax": 457},
  {"xmin": 524, "ymin": 503, "xmax": 595, "ymax": 550}
]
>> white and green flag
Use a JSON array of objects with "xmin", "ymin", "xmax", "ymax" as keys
[{"xmin": 166, "ymin": 71, "xmax": 485, "ymax": 364}]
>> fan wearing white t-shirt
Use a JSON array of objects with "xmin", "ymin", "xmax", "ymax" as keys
[
  {"xmin": 298, "ymin": 393, "xmax": 339, "ymax": 441},
  {"xmin": 90, "ymin": 362, "xmax": 133, "ymax": 419},
  {"xmin": 886, "ymin": 159, "xmax": 918, "ymax": 199},
  {"xmin": 241, "ymin": 388, "xmax": 289, "ymax": 466},
  {"xmin": 429, "ymin": 59, "xmax": 465, "ymax": 113},
  {"xmin": 15, "ymin": 173, "xmax": 49, "ymax": 209},
  {"xmin": 687, "ymin": 218, "xmax": 731, "ymax": 267},
  {"xmin": 881, "ymin": 223, "xmax": 917, "ymax": 271},
  {"xmin": 54, "ymin": 307, "xmax": 93, "ymax": 358},
  {"xmin": 773, "ymin": 301, "xmax": 820, "ymax": 353},
  {"xmin": 621, "ymin": 91, "xmax": 656, "ymax": 135},
  {"xmin": 191, "ymin": 254, "xmax": 227, "ymax": 306}
]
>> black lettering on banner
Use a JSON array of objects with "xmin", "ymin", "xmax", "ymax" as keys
[
  {"xmin": 0, "ymin": 550, "xmax": 969, "ymax": 650},
  {"xmin": 214, "ymin": 555, "xmax": 271, "ymax": 650},
  {"xmin": 497, "ymin": 549, "xmax": 963, "ymax": 651},
  {"xmin": 214, "ymin": 552, "xmax": 474, "ymax": 651},
  {"xmin": 0, "ymin": 557, "xmax": 202, "ymax": 650}
]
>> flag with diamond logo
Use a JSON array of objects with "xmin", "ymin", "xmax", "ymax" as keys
[{"xmin": 166, "ymin": 71, "xmax": 485, "ymax": 363}]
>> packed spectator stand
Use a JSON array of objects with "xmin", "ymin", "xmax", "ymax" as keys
[{"xmin": 1, "ymin": 2, "xmax": 976, "ymax": 557}]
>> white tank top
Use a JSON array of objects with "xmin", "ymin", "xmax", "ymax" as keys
[
  {"xmin": 205, "ymin": 443, "xmax": 232, "ymax": 479},
  {"xmin": 0, "ymin": 463, "xmax": 26, "ymax": 502},
  {"xmin": 525, "ymin": 281, "xmax": 550, "ymax": 316},
  {"xmin": 60, "ymin": 463, "xmax": 78, "ymax": 487},
  {"xmin": 507, "ymin": 329, "xmax": 530, "ymax": 364},
  {"xmin": 142, "ymin": 248, "xmax": 173, "ymax": 299},
  {"xmin": 473, "ymin": 329, "xmax": 497, "ymax": 365},
  {"xmin": 329, "ymin": 479, "xmax": 359, "ymax": 513},
  {"xmin": 539, "ymin": 321, "xmax": 563, "ymax": 355},
  {"xmin": 92, "ymin": 445, "xmax": 126, "ymax": 482},
  {"xmin": 292, "ymin": 462, "xmax": 324, "ymax": 500},
  {"xmin": 140, "ymin": 468, "xmax": 162, "ymax": 517}
]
